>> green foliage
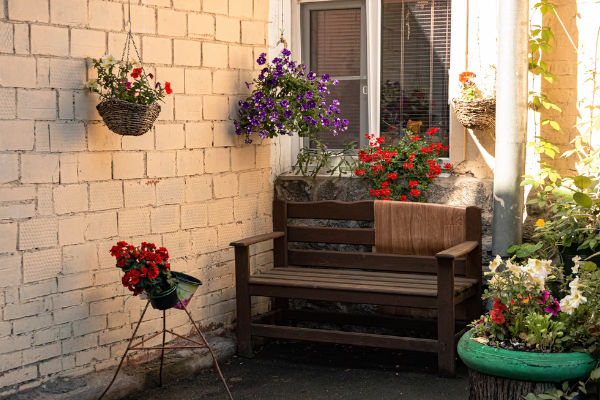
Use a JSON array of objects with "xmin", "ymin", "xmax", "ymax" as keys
[
  {"xmin": 87, "ymin": 55, "xmax": 167, "ymax": 105},
  {"xmin": 292, "ymin": 139, "xmax": 357, "ymax": 178}
]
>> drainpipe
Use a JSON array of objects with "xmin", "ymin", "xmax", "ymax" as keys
[{"xmin": 492, "ymin": 0, "xmax": 529, "ymax": 256}]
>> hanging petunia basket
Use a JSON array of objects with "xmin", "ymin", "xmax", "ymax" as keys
[
  {"xmin": 452, "ymin": 97, "xmax": 496, "ymax": 130},
  {"xmin": 96, "ymin": 98, "xmax": 161, "ymax": 136}
]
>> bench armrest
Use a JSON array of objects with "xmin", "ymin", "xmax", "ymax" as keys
[
  {"xmin": 230, "ymin": 231, "xmax": 285, "ymax": 248},
  {"xmin": 435, "ymin": 241, "xmax": 479, "ymax": 260}
]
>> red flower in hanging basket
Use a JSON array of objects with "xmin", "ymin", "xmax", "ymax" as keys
[
  {"xmin": 165, "ymin": 82, "xmax": 173, "ymax": 94},
  {"xmin": 131, "ymin": 67, "xmax": 143, "ymax": 79}
]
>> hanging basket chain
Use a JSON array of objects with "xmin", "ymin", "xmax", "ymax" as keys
[{"xmin": 120, "ymin": 0, "xmax": 153, "ymax": 98}]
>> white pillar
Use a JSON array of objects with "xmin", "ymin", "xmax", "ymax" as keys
[{"xmin": 492, "ymin": 0, "xmax": 529, "ymax": 256}]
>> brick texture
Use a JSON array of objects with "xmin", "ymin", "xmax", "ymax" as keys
[{"xmin": 0, "ymin": 0, "xmax": 272, "ymax": 394}]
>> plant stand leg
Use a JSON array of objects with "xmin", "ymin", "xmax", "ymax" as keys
[
  {"xmin": 97, "ymin": 301, "xmax": 150, "ymax": 400},
  {"xmin": 180, "ymin": 302, "xmax": 234, "ymax": 400},
  {"xmin": 159, "ymin": 309, "xmax": 166, "ymax": 387}
]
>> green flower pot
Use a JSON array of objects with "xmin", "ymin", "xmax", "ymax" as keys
[
  {"xmin": 172, "ymin": 271, "xmax": 202, "ymax": 310},
  {"xmin": 149, "ymin": 285, "xmax": 179, "ymax": 310},
  {"xmin": 458, "ymin": 329, "xmax": 596, "ymax": 382}
]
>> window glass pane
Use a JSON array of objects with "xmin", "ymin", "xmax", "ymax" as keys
[
  {"xmin": 308, "ymin": 7, "xmax": 363, "ymax": 148},
  {"xmin": 381, "ymin": 0, "xmax": 451, "ymax": 153},
  {"xmin": 310, "ymin": 9, "xmax": 361, "ymax": 76}
]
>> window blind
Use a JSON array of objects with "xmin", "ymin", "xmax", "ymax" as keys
[{"xmin": 381, "ymin": 0, "xmax": 451, "ymax": 149}]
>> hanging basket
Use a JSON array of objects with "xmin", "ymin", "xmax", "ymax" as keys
[
  {"xmin": 96, "ymin": 98, "xmax": 160, "ymax": 136},
  {"xmin": 452, "ymin": 97, "xmax": 496, "ymax": 130}
]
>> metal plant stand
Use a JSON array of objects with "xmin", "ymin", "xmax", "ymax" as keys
[{"xmin": 97, "ymin": 301, "xmax": 233, "ymax": 400}]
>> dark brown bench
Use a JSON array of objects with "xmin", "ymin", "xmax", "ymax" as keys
[{"xmin": 230, "ymin": 200, "xmax": 482, "ymax": 376}]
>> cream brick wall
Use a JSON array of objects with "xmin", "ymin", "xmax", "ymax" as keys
[{"xmin": 0, "ymin": 0, "xmax": 271, "ymax": 394}]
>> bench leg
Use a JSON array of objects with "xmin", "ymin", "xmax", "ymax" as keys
[
  {"xmin": 437, "ymin": 258, "xmax": 456, "ymax": 377},
  {"xmin": 236, "ymin": 294, "xmax": 253, "ymax": 357},
  {"xmin": 234, "ymin": 246, "xmax": 253, "ymax": 357}
]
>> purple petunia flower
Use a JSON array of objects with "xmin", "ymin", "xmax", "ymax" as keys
[
  {"xmin": 258, "ymin": 111, "xmax": 267, "ymax": 120},
  {"xmin": 317, "ymin": 83, "xmax": 327, "ymax": 93},
  {"xmin": 296, "ymin": 94, "xmax": 303, "ymax": 102},
  {"xmin": 305, "ymin": 91, "xmax": 314, "ymax": 99},
  {"xmin": 257, "ymin": 53, "xmax": 267, "ymax": 65},
  {"xmin": 245, "ymin": 81, "xmax": 251, "ymax": 89},
  {"xmin": 332, "ymin": 79, "xmax": 339, "ymax": 86},
  {"xmin": 258, "ymin": 130, "xmax": 268, "ymax": 139},
  {"xmin": 321, "ymin": 74, "xmax": 330, "ymax": 82},
  {"xmin": 544, "ymin": 300, "xmax": 561, "ymax": 316},
  {"xmin": 321, "ymin": 118, "xmax": 331, "ymax": 127},
  {"xmin": 306, "ymin": 100, "xmax": 316, "ymax": 109},
  {"xmin": 282, "ymin": 48, "xmax": 291, "ymax": 56},
  {"xmin": 332, "ymin": 99, "xmax": 340, "ymax": 106},
  {"xmin": 280, "ymin": 99, "xmax": 289, "ymax": 108},
  {"xmin": 253, "ymin": 91, "xmax": 264, "ymax": 101},
  {"xmin": 307, "ymin": 71, "xmax": 316, "ymax": 80},
  {"xmin": 342, "ymin": 118, "xmax": 349, "ymax": 126},
  {"xmin": 283, "ymin": 109, "xmax": 293, "ymax": 119},
  {"xmin": 269, "ymin": 112, "xmax": 279, "ymax": 122},
  {"xmin": 245, "ymin": 138, "xmax": 253, "ymax": 144}
]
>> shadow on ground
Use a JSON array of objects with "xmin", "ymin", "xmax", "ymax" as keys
[{"xmin": 122, "ymin": 340, "xmax": 469, "ymax": 400}]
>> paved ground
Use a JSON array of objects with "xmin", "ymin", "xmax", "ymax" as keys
[{"xmin": 122, "ymin": 340, "xmax": 469, "ymax": 400}]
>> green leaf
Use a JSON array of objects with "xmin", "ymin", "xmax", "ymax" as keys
[
  {"xmin": 590, "ymin": 367, "xmax": 600, "ymax": 380},
  {"xmin": 549, "ymin": 120, "xmax": 561, "ymax": 131},
  {"xmin": 573, "ymin": 175, "xmax": 591, "ymax": 189},
  {"xmin": 573, "ymin": 192, "xmax": 592, "ymax": 208}
]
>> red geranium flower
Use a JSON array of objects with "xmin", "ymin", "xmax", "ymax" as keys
[
  {"xmin": 410, "ymin": 189, "xmax": 421, "ymax": 197},
  {"xmin": 387, "ymin": 173, "xmax": 397, "ymax": 180},
  {"xmin": 355, "ymin": 169, "xmax": 365, "ymax": 176},
  {"xmin": 165, "ymin": 81, "xmax": 173, "ymax": 94},
  {"xmin": 131, "ymin": 68, "xmax": 143, "ymax": 79},
  {"xmin": 443, "ymin": 162, "xmax": 453, "ymax": 171},
  {"xmin": 408, "ymin": 181, "xmax": 419, "ymax": 188}
]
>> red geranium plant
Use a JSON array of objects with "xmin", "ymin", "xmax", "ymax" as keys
[
  {"xmin": 354, "ymin": 128, "xmax": 452, "ymax": 201},
  {"xmin": 110, "ymin": 241, "xmax": 175, "ymax": 297}
]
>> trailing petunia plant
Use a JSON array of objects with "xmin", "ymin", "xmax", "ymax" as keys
[
  {"xmin": 110, "ymin": 241, "xmax": 175, "ymax": 297},
  {"xmin": 354, "ymin": 129, "xmax": 452, "ymax": 201},
  {"xmin": 472, "ymin": 255, "xmax": 600, "ymax": 354},
  {"xmin": 234, "ymin": 49, "xmax": 355, "ymax": 176},
  {"xmin": 86, "ymin": 54, "xmax": 172, "ymax": 105}
]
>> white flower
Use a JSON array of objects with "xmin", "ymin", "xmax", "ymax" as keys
[
  {"xmin": 569, "ymin": 277, "xmax": 581, "ymax": 290},
  {"xmin": 489, "ymin": 255, "xmax": 502, "ymax": 272},
  {"xmin": 570, "ymin": 289, "xmax": 587, "ymax": 309},
  {"xmin": 572, "ymin": 255, "xmax": 583, "ymax": 274},
  {"xmin": 506, "ymin": 259, "xmax": 522, "ymax": 276},
  {"xmin": 560, "ymin": 295, "xmax": 575, "ymax": 314},
  {"xmin": 85, "ymin": 79, "xmax": 98, "ymax": 89},
  {"xmin": 131, "ymin": 59, "xmax": 140, "ymax": 67},
  {"xmin": 101, "ymin": 54, "xmax": 118, "ymax": 66}
]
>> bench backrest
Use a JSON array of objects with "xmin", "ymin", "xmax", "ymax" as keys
[{"xmin": 273, "ymin": 200, "xmax": 481, "ymax": 278}]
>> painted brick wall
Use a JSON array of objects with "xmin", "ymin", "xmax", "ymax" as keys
[{"xmin": 0, "ymin": 0, "xmax": 273, "ymax": 394}]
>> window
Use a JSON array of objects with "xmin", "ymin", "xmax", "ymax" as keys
[
  {"xmin": 297, "ymin": 0, "xmax": 452, "ymax": 152},
  {"xmin": 381, "ymin": 0, "xmax": 451, "ymax": 151}
]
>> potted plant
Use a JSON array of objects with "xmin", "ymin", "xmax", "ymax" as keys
[
  {"xmin": 452, "ymin": 71, "xmax": 496, "ymax": 130},
  {"xmin": 86, "ymin": 55, "xmax": 173, "ymax": 136},
  {"xmin": 234, "ymin": 48, "xmax": 352, "ymax": 176},
  {"xmin": 110, "ymin": 241, "xmax": 178, "ymax": 310},
  {"xmin": 458, "ymin": 256, "xmax": 599, "ymax": 399},
  {"xmin": 353, "ymin": 129, "xmax": 452, "ymax": 201}
]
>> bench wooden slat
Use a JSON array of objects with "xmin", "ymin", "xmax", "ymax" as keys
[
  {"xmin": 287, "ymin": 200, "xmax": 374, "ymax": 220},
  {"xmin": 264, "ymin": 268, "xmax": 476, "ymax": 289},
  {"xmin": 248, "ymin": 284, "xmax": 438, "ymax": 308},
  {"xmin": 251, "ymin": 323, "xmax": 441, "ymax": 352},
  {"xmin": 287, "ymin": 249, "xmax": 467, "ymax": 275},
  {"xmin": 287, "ymin": 225, "xmax": 375, "ymax": 245}
]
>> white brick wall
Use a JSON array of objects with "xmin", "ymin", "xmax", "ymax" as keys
[{"xmin": 0, "ymin": 0, "xmax": 272, "ymax": 394}]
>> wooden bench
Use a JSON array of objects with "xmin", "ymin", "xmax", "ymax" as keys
[{"xmin": 230, "ymin": 200, "xmax": 482, "ymax": 376}]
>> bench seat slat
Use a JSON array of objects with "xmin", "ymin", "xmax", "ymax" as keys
[
  {"xmin": 287, "ymin": 249, "xmax": 467, "ymax": 275},
  {"xmin": 249, "ymin": 267, "xmax": 477, "ymax": 297},
  {"xmin": 266, "ymin": 267, "xmax": 476, "ymax": 289}
]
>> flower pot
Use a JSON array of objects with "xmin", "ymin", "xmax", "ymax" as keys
[
  {"xmin": 172, "ymin": 271, "xmax": 202, "ymax": 310},
  {"xmin": 96, "ymin": 97, "xmax": 161, "ymax": 136},
  {"xmin": 452, "ymin": 97, "xmax": 496, "ymax": 130},
  {"xmin": 458, "ymin": 329, "xmax": 596, "ymax": 383},
  {"xmin": 148, "ymin": 285, "xmax": 179, "ymax": 310}
]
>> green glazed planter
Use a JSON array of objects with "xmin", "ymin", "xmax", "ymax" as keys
[
  {"xmin": 172, "ymin": 271, "xmax": 202, "ymax": 310},
  {"xmin": 149, "ymin": 285, "xmax": 179, "ymax": 310},
  {"xmin": 458, "ymin": 329, "xmax": 596, "ymax": 383}
]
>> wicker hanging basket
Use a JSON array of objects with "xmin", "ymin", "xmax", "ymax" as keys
[
  {"xmin": 452, "ymin": 97, "xmax": 496, "ymax": 130},
  {"xmin": 96, "ymin": 98, "xmax": 161, "ymax": 136}
]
